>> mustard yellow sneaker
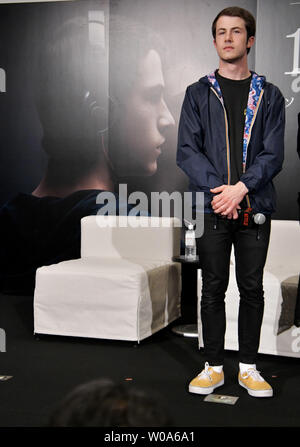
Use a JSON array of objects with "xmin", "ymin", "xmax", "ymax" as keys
[
  {"xmin": 189, "ymin": 362, "xmax": 224, "ymax": 395},
  {"xmin": 238, "ymin": 368, "xmax": 273, "ymax": 397}
]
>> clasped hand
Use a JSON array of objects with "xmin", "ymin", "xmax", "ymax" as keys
[{"xmin": 210, "ymin": 181, "xmax": 249, "ymax": 219}]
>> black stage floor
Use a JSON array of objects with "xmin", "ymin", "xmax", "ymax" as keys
[{"xmin": 1, "ymin": 293, "xmax": 300, "ymax": 431}]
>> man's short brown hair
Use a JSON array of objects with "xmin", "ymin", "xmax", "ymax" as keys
[{"xmin": 212, "ymin": 6, "xmax": 256, "ymax": 53}]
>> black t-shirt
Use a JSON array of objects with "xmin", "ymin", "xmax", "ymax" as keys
[{"xmin": 216, "ymin": 71, "xmax": 251, "ymax": 186}]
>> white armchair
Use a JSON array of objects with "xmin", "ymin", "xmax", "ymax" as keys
[{"xmin": 33, "ymin": 216, "xmax": 181, "ymax": 342}]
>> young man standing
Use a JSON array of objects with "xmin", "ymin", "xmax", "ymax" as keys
[{"xmin": 177, "ymin": 7, "xmax": 285, "ymax": 397}]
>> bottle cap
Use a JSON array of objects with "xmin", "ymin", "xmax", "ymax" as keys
[{"xmin": 188, "ymin": 224, "xmax": 194, "ymax": 230}]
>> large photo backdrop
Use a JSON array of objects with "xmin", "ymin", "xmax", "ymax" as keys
[
  {"xmin": 0, "ymin": 0, "xmax": 109, "ymax": 204},
  {"xmin": 0, "ymin": 0, "xmax": 299, "ymax": 220}
]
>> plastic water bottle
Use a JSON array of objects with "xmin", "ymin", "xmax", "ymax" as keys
[{"xmin": 185, "ymin": 223, "xmax": 197, "ymax": 260}]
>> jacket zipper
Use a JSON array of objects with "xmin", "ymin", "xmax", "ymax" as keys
[{"xmin": 243, "ymin": 89, "xmax": 264, "ymax": 208}]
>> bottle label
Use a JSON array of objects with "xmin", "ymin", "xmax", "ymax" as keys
[
  {"xmin": 185, "ymin": 230, "xmax": 195, "ymax": 247},
  {"xmin": 185, "ymin": 237, "xmax": 194, "ymax": 247}
]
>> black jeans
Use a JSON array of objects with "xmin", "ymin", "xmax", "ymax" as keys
[{"xmin": 196, "ymin": 213, "xmax": 271, "ymax": 365}]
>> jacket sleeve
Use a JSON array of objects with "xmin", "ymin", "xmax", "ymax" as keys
[
  {"xmin": 240, "ymin": 86, "xmax": 285, "ymax": 193},
  {"xmin": 176, "ymin": 86, "xmax": 223, "ymax": 191}
]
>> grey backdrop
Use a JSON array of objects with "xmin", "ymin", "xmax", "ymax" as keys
[
  {"xmin": 0, "ymin": 0, "xmax": 299, "ymax": 219},
  {"xmin": 256, "ymin": 0, "xmax": 300, "ymax": 219}
]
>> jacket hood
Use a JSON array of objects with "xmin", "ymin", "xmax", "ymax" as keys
[{"xmin": 199, "ymin": 70, "xmax": 266, "ymax": 96}]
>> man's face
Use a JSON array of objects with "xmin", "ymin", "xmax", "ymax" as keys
[
  {"xmin": 113, "ymin": 49, "xmax": 175, "ymax": 177},
  {"xmin": 214, "ymin": 15, "xmax": 254, "ymax": 63}
]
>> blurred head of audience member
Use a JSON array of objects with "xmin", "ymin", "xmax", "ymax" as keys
[{"xmin": 48, "ymin": 378, "xmax": 171, "ymax": 427}]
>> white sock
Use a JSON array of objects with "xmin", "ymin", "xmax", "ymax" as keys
[
  {"xmin": 211, "ymin": 365, "xmax": 223, "ymax": 373},
  {"xmin": 239, "ymin": 362, "xmax": 256, "ymax": 374}
]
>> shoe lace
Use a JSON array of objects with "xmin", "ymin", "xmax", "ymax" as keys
[
  {"xmin": 198, "ymin": 362, "xmax": 213, "ymax": 382},
  {"xmin": 243, "ymin": 368, "xmax": 264, "ymax": 382}
]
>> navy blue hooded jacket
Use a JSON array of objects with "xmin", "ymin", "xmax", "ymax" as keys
[{"xmin": 177, "ymin": 71, "xmax": 285, "ymax": 214}]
